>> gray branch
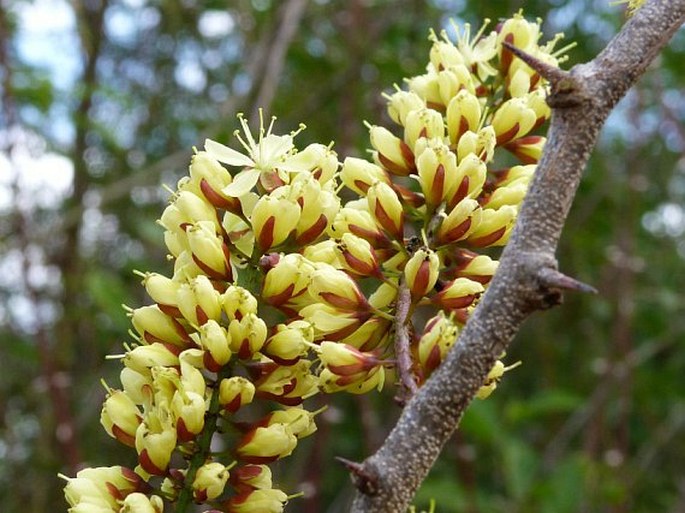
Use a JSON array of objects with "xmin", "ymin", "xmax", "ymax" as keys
[{"xmin": 348, "ymin": 1, "xmax": 685, "ymax": 511}]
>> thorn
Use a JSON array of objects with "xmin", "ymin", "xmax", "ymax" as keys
[
  {"xmin": 501, "ymin": 41, "xmax": 570, "ymax": 85},
  {"xmin": 538, "ymin": 268, "xmax": 598, "ymax": 294},
  {"xmin": 335, "ymin": 457, "xmax": 379, "ymax": 496}
]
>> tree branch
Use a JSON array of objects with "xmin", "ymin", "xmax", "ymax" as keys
[{"xmin": 348, "ymin": 2, "xmax": 685, "ymax": 511}]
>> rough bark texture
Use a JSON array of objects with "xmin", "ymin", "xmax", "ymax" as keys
[{"xmin": 348, "ymin": 1, "xmax": 685, "ymax": 511}]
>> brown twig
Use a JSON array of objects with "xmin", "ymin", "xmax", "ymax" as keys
[
  {"xmin": 348, "ymin": 2, "xmax": 685, "ymax": 511},
  {"xmin": 393, "ymin": 278, "xmax": 418, "ymax": 404}
]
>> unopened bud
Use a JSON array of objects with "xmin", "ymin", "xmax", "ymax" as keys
[
  {"xmin": 219, "ymin": 376, "xmax": 256, "ymax": 413},
  {"xmin": 385, "ymin": 90, "xmax": 425, "ymax": 126},
  {"xmin": 367, "ymin": 181, "xmax": 405, "ymax": 239},
  {"xmin": 226, "ymin": 488, "xmax": 288, "ymax": 513},
  {"xmin": 432, "ymin": 278, "xmax": 484, "ymax": 310},
  {"xmin": 192, "ymin": 462, "xmax": 229, "ymax": 501},
  {"xmin": 177, "ymin": 275, "xmax": 222, "ymax": 326},
  {"xmin": 446, "ymin": 90, "xmax": 482, "ymax": 145},
  {"xmin": 187, "ymin": 221, "xmax": 232, "ymax": 280},
  {"xmin": 236, "ymin": 423, "xmax": 298, "ymax": 464},
  {"xmin": 251, "ymin": 195, "xmax": 301, "ymax": 251},
  {"xmin": 404, "ymin": 248, "xmax": 440, "ymax": 298},
  {"xmin": 466, "ymin": 206, "xmax": 516, "ymax": 247},
  {"xmin": 368, "ymin": 125, "xmax": 415, "ymax": 176},
  {"xmin": 101, "ymin": 389, "xmax": 142, "ymax": 447},
  {"xmin": 404, "ymin": 108, "xmax": 445, "ymax": 152},
  {"xmin": 340, "ymin": 157, "xmax": 391, "ymax": 196},
  {"xmin": 228, "ymin": 313, "xmax": 268, "ymax": 359}
]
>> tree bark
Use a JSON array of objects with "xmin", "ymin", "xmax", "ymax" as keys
[{"xmin": 348, "ymin": 1, "xmax": 685, "ymax": 511}]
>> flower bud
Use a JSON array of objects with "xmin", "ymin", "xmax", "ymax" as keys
[
  {"xmin": 101, "ymin": 389, "xmax": 142, "ymax": 447},
  {"xmin": 229, "ymin": 465, "xmax": 272, "ymax": 492},
  {"xmin": 124, "ymin": 343, "xmax": 180, "ymax": 376},
  {"xmin": 340, "ymin": 316, "xmax": 392, "ymax": 352},
  {"xmin": 171, "ymin": 390, "xmax": 205, "ymax": 442},
  {"xmin": 302, "ymin": 239, "xmax": 342, "ymax": 266},
  {"xmin": 507, "ymin": 67, "xmax": 531, "ymax": 98},
  {"xmin": 160, "ymin": 190, "xmax": 218, "ymax": 236},
  {"xmin": 437, "ymin": 65, "xmax": 474, "ymax": 106},
  {"xmin": 189, "ymin": 151, "xmax": 240, "ymax": 211},
  {"xmin": 337, "ymin": 232, "xmax": 381, "ymax": 277},
  {"xmin": 120, "ymin": 367, "xmax": 153, "ymax": 405},
  {"xmin": 453, "ymin": 254, "xmax": 499, "ymax": 284},
  {"xmin": 253, "ymin": 359, "xmax": 313, "ymax": 401},
  {"xmin": 367, "ymin": 181, "xmax": 405, "ymax": 239},
  {"xmin": 406, "ymin": 72, "xmax": 443, "ymax": 109},
  {"xmin": 193, "ymin": 320, "xmax": 230, "ymax": 372},
  {"xmin": 120, "ymin": 493, "xmax": 164, "ymax": 513},
  {"xmin": 260, "ymin": 406, "xmax": 318, "ymax": 439},
  {"xmin": 491, "ymin": 97, "xmax": 537, "ymax": 145},
  {"xmin": 193, "ymin": 462, "xmax": 229, "ymax": 501},
  {"xmin": 319, "ymin": 365, "xmax": 385, "ymax": 394},
  {"xmin": 368, "ymin": 125, "xmax": 415, "ymax": 176},
  {"xmin": 236, "ymin": 423, "xmax": 298, "ymax": 464},
  {"xmin": 228, "ymin": 313, "xmax": 268, "ymax": 359},
  {"xmin": 138, "ymin": 273, "xmax": 181, "ymax": 317},
  {"xmin": 331, "ymin": 204, "xmax": 392, "ymax": 249},
  {"xmin": 435, "ymin": 198, "xmax": 481, "ymax": 245},
  {"xmin": 251, "ymin": 195, "xmax": 301, "ymax": 251},
  {"xmin": 222, "ymin": 285, "xmax": 258, "ymax": 321},
  {"xmin": 484, "ymin": 182, "xmax": 528, "ymax": 209},
  {"xmin": 262, "ymin": 321, "xmax": 312, "ymax": 364},
  {"xmin": 385, "ymin": 90, "xmax": 425, "ymax": 126},
  {"xmin": 262, "ymin": 254, "xmax": 315, "ymax": 308},
  {"xmin": 62, "ymin": 466, "xmax": 145, "ymax": 510},
  {"xmin": 319, "ymin": 341, "xmax": 381, "ymax": 377},
  {"xmin": 299, "ymin": 303, "xmax": 366, "ymax": 341},
  {"xmin": 403, "ymin": 107, "xmax": 445, "ymax": 152},
  {"xmin": 187, "ymin": 221, "xmax": 232, "ymax": 280},
  {"xmin": 177, "ymin": 275, "xmax": 222, "ymax": 326},
  {"xmin": 130, "ymin": 305, "xmax": 189, "ymax": 346},
  {"xmin": 525, "ymin": 88, "xmax": 551, "ymax": 128},
  {"xmin": 432, "ymin": 277, "xmax": 484, "ymax": 310},
  {"xmin": 498, "ymin": 14, "xmax": 541, "ymax": 74},
  {"xmin": 172, "ymin": 250, "xmax": 204, "ymax": 281},
  {"xmin": 415, "ymin": 139, "xmax": 458, "ymax": 208},
  {"xmin": 446, "ymin": 90, "xmax": 481, "ymax": 145},
  {"xmin": 281, "ymin": 142, "xmax": 339, "ymax": 185},
  {"xmin": 456, "ymin": 126, "xmax": 496, "ymax": 163},
  {"xmin": 418, "ymin": 312, "xmax": 459, "ymax": 377},
  {"xmin": 226, "ymin": 488, "xmax": 288, "ymax": 513},
  {"xmin": 466, "ymin": 205, "xmax": 516, "ymax": 247},
  {"xmin": 135, "ymin": 413, "xmax": 177, "ymax": 475},
  {"xmin": 340, "ymin": 157, "xmax": 391, "ymax": 196},
  {"xmin": 404, "ymin": 248, "xmax": 440, "ymax": 298},
  {"xmin": 504, "ymin": 136, "xmax": 545, "ymax": 164},
  {"xmin": 292, "ymin": 176, "xmax": 339, "ymax": 245},
  {"xmin": 219, "ymin": 376, "xmax": 256, "ymax": 412},
  {"xmin": 448, "ymin": 153, "xmax": 487, "ymax": 207},
  {"xmin": 310, "ymin": 266, "xmax": 369, "ymax": 311},
  {"xmin": 429, "ymin": 37, "xmax": 464, "ymax": 70}
]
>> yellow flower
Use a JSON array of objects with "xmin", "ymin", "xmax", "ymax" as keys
[
  {"xmin": 192, "ymin": 461, "xmax": 229, "ymax": 501},
  {"xmin": 205, "ymin": 111, "xmax": 300, "ymax": 197},
  {"xmin": 236, "ymin": 423, "xmax": 298, "ymax": 464}
]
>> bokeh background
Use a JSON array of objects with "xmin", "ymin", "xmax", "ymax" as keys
[{"xmin": 1, "ymin": 0, "xmax": 684, "ymax": 512}]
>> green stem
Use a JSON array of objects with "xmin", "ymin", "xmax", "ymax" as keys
[{"xmin": 176, "ymin": 367, "xmax": 232, "ymax": 512}]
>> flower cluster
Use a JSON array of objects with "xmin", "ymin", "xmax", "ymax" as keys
[{"xmin": 63, "ymin": 13, "xmax": 569, "ymax": 513}]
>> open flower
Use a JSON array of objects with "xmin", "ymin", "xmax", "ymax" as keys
[{"xmin": 204, "ymin": 111, "xmax": 304, "ymax": 197}]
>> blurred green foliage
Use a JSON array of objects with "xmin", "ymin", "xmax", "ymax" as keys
[{"xmin": 1, "ymin": 0, "xmax": 684, "ymax": 512}]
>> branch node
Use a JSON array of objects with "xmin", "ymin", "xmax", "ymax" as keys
[
  {"xmin": 335, "ymin": 457, "xmax": 379, "ymax": 496},
  {"xmin": 501, "ymin": 41, "xmax": 585, "ymax": 108},
  {"xmin": 538, "ymin": 268, "xmax": 598, "ymax": 294}
]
